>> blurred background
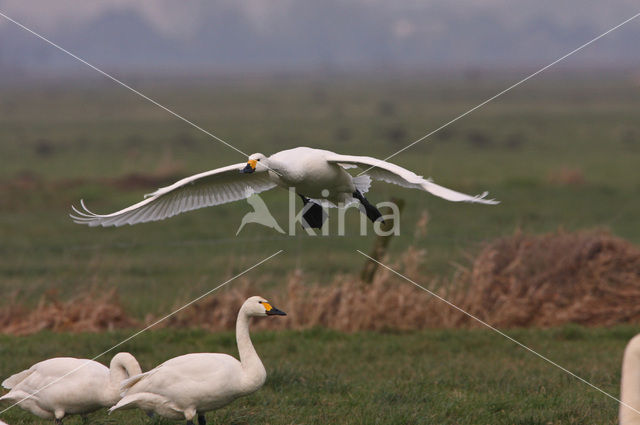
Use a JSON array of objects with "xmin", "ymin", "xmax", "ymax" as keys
[
  {"xmin": 1, "ymin": 2, "xmax": 640, "ymax": 424},
  {"xmin": 1, "ymin": 0, "xmax": 639, "ymax": 72}
]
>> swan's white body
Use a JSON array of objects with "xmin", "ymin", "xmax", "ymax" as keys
[
  {"xmin": 0, "ymin": 353, "xmax": 141, "ymax": 422},
  {"xmin": 71, "ymin": 147, "xmax": 498, "ymax": 227},
  {"xmin": 110, "ymin": 296, "xmax": 285, "ymax": 422},
  {"xmin": 621, "ymin": 334, "xmax": 640, "ymax": 424}
]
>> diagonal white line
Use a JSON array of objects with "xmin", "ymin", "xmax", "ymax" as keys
[
  {"xmin": 358, "ymin": 11, "xmax": 640, "ymax": 176},
  {"xmin": 356, "ymin": 249, "xmax": 640, "ymax": 416},
  {"xmin": 0, "ymin": 10, "xmax": 248, "ymax": 158},
  {"xmin": 0, "ymin": 249, "xmax": 283, "ymax": 415}
]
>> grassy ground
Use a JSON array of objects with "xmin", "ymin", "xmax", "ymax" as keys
[{"xmin": 0, "ymin": 325, "xmax": 634, "ymax": 425}]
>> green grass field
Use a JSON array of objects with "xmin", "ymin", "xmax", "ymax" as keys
[
  {"xmin": 0, "ymin": 326, "xmax": 634, "ymax": 424},
  {"xmin": 1, "ymin": 73, "xmax": 639, "ymax": 423}
]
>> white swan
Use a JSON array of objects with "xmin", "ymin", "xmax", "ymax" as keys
[
  {"xmin": 110, "ymin": 296, "xmax": 286, "ymax": 425},
  {"xmin": 621, "ymin": 334, "xmax": 640, "ymax": 424},
  {"xmin": 71, "ymin": 147, "xmax": 498, "ymax": 228},
  {"xmin": 0, "ymin": 352, "xmax": 141, "ymax": 424}
]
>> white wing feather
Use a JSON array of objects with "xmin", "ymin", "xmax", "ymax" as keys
[
  {"xmin": 325, "ymin": 154, "xmax": 499, "ymax": 204},
  {"xmin": 71, "ymin": 163, "xmax": 277, "ymax": 227}
]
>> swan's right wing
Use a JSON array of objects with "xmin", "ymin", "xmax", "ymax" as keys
[{"xmin": 71, "ymin": 163, "xmax": 277, "ymax": 227}]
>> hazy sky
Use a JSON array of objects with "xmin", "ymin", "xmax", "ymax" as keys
[{"xmin": 0, "ymin": 0, "xmax": 638, "ymax": 72}]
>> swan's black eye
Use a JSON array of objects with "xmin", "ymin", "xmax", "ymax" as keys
[
  {"xmin": 257, "ymin": 159, "xmax": 261, "ymax": 161},
  {"xmin": 258, "ymin": 301, "xmax": 263, "ymax": 304}
]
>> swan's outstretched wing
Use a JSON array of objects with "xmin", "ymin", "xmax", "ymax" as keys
[
  {"xmin": 325, "ymin": 154, "xmax": 499, "ymax": 204},
  {"xmin": 71, "ymin": 164, "xmax": 277, "ymax": 227}
]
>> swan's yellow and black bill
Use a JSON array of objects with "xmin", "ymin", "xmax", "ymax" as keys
[
  {"xmin": 241, "ymin": 160, "xmax": 257, "ymax": 174},
  {"xmin": 263, "ymin": 302, "xmax": 287, "ymax": 316}
]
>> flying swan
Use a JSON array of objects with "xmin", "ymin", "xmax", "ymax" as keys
[
  {"xmin": 109, "ymin": 296, "xmax": 286, "ymax": 425},
  {"xmin": 0, "ymin": 353, "xmax": 141, "ymax": 424},
  {"xmin": 71, "ymin": 147, "xmax": 498, "ymax": 228}
]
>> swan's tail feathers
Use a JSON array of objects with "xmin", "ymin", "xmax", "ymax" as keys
[
  {"xmin": 2, "ymin": 369, "xmax": 34, "ymax": 389},
  {"xmin": 352, "ymin": 174, "xmax": 372, "ymax": 194}
]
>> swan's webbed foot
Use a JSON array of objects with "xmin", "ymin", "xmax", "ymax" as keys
[
  {"xmin": 353, "ymin": 190, "xmax": 384, "ymax": 224},
  {"xmin": 298, "ymin": 195, "xmax": 327, "ymax": 229},
  {"xmin": 186, "ymin": 421, "xmax": 194, "ymax": 425},
  {"xmin": 54, "ymin": 419, "xmax": 63, "ymax": 425},
  {"xmin": 198, "ymin": 414, "xmax": 207, "ymax": 425}
]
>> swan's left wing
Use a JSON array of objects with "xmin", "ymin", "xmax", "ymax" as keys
[
  {"xmin": 71, "ymin": 163, "xmax": 277, "ymax": 227},
  {"xmin": 325, "ymin": 154, "xmax": 499, "ymax": 204}
]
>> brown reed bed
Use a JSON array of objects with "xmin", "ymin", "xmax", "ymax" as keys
[
  {"xmin": 2, "ymin": 229, "xmax": 640, "ymax": 335},
  {"xmin": 0, "ymin": 288, "xmax": 136, "ymax": 335}
]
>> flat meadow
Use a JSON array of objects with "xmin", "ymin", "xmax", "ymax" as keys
[{"xmin": 1, "ymin": 71, "xmax": 639, "ymax": 423}]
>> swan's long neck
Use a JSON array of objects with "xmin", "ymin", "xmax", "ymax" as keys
[
  {"xmin": 236, "ymin": 309, "xmax": 266, "ymax": 391},
  {"xmin": 109, "ymin": 353, "xmax": 142, "ymax": 388},
  {"xmin": 621, "ymin": 336, "xmax": 640, "ymax": 424}
]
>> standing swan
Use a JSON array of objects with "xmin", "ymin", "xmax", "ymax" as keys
[
  {"xmin": 621, "ymin": 334, "xmax": 640, "ymax": 424},
  {"xmin": 110, "ymin": 296, "xmax": 286, "ymax": 425},
  {"xmin": 0, "ymin": 352, "xmax": 141, "ymax": 424},
  {"xmin": 71, "ymin": 147, "xmax": 498, "ymax": 228}
]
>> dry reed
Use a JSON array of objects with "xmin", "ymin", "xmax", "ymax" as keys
[
  {"xmin": 0, "ymin": 288, "xmax": 136, "ymax": 335},
  {"xmin": 2, "ymin": 230, "xmax": 640, "ymax": 334}
]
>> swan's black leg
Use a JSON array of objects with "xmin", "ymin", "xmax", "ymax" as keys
[
  {"xmin": 198, "ymin": 414, "xmax": 207, "ymax": 425},
  {"xmin": 186, "ymin": 420, "xmax": 194, "ymax": 425},
  {"xmin": 353, "ymin": 190, "xmax": 384, "ymax": 224},
  {"xmin": 55, "ymin": 420, "xmax": 63, "ymax": 425},
  {"xmin": 298, "ymin": 194, "xmax": 326, "ymax": 229}
]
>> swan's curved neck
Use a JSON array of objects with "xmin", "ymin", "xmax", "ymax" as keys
[
  {"xmin": 109, "ymin": 353, "xmax": 141, "ymax": 387},
  {"xmin": 236, "ymin": 309, "xmax": 266, "ymax": 389},
  {"xmin": 621, "ymin": 337, "xmax": 640, "ymax": 424}
]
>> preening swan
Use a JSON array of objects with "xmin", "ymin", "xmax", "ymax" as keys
[
  {"xmin": 621, "ymin": 334, "xmax": 640, "ymax": 424},
  {"xmin": 0, "ymin": 352, "xmax": 141, "ymax": 423},
  {"xmin": 110, "ymin": 296, "xmax": 286, "ymax": 425},
  {"xmin": 71, "ymin": 147, "xmax": 498, "ymax": 228}
]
